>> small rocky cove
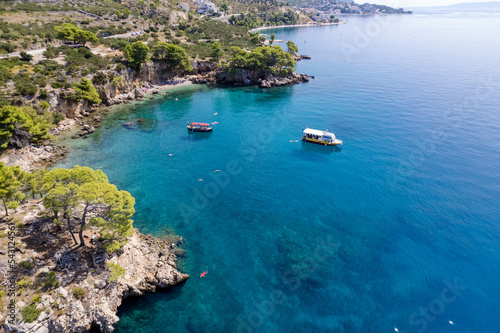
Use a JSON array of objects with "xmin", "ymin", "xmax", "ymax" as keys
[
  {"xmin": 0, "ymin": 200, "xmax": 189, "ymax": 333},
  {"xmin": 0, "ymin": 55, "xmax": 311, "ymax": 332},
  {"xmin": 1, "ymin": 55, "xmax": 312, "ymax": 167}
]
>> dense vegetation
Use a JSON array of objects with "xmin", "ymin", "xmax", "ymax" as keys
[
  {"xmin": 152, "ymin": 42, "xmax": 193, "ymax": 71},
  {"xmin": 0, "ymin": 0, "xmax": 307, "ymax": 144},
  {"xmin": 228, "ymin": 45, "xmax": 296, "ymax": 76},
  {"xmin": 65, "ymin": 78, "xmax": 102, "ymax": 104},
  {"xmin": 54, "ymin": 23, "xmax": 98, "ymax": 46},
  {"xmin": 229, "ymin": 10, "xmax": 299, "ymax": 29},
  {"xmin": 124, "ymin": 41, "xmax": 150, "ymax": 69},
  {"xmin": 0, "ymin": 105, "xmax": 54, "ymax": 148},
  {"xmin": 0, "ymin": 164, "xmax": 135, "ymax": 252}
]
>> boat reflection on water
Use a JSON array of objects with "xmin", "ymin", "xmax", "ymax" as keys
[
  {"xmin": 301, "ymin": 141, "xmax": 342, "ymax": 154},
  {"xmin": 183, "ymin": 130, "xmax": 213, "ymax": 141}
]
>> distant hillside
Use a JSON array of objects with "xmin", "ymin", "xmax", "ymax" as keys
[
  {"xmin": 445, "ymin": 1, "xmax": 500, "ymax": 9},
  {"xmin": 410, "ymin": 1, "xmax": 500, "ymax": 10}
]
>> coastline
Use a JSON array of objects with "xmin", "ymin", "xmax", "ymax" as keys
[
  {"xmin": 0, "ymin": 81, "xmax": 195, "ymax": 332},
  {"xmin": 249, "ymin": 21, "xmax": 347, "ymax": 33},
  {"xmin": 0, "ymin": 200, "xmax": 189, "ymax": 332},
  {"xmin": 0, "ymin": 81, "xmax": 194, "ymax": 172}
]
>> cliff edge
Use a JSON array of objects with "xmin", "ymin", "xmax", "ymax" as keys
[{"xmin": 0, "ymin": 200, "xmax": 189, "ymax": 333}]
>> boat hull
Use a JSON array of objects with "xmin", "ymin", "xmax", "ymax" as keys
[
  {"xmin": 302, "ymin": 137, "xmax": 342, "ymax": 146},
  {"xmin": 187, "ymin": 127, "xmax": 213, "ymax": 132}
]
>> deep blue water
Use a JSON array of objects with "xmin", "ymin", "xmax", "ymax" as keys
[{"xmin": 57, "ymin": 10, "xmax": 500, "ymax": 333}]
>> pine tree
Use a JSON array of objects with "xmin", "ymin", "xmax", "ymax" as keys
[{"xmin": 0, "ymin": 162, "xmax": 25, "ymax": 216}]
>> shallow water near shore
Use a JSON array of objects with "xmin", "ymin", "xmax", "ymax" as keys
[{"xmin": 56, "ymin": 11, "xmax": 500, "ymax": 333}]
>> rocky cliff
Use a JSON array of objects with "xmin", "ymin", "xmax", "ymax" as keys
[
  {"xmin": 214, "ymin": 67, "xmax": 310, "ymax": 88},
  {"xmin": 0, "ymin": 201, "xmax": 189, "ymax": 333},
  {"xmin": 40, "ymin": 57, "xmax": 309, "ymax": 121},
  {"xmin": 42, "ymin": 60, "xmax": 218, "ymax": 120}
]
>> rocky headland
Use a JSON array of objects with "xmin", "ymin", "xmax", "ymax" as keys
[
  {"xmin": 0, "ymin": 200, "xmax": 189, "ymax": 333},
  {"xmin": 213, "ymin": 66, "xmax": 310, "ymax": 88}
]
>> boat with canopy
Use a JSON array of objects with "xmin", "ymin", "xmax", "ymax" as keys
[
  {"xmin": 187, "ymin": 122, "xmax": 213, "ymax": 132},
  {"xmin": 302, "ymin": 128, "xmax": 342, "ymax": 146}
]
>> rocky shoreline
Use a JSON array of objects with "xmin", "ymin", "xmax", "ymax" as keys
[
  {"xmin": 0, "ymin": 200, "xmax": 189, "ymax": 333},
  {"xmin": 1, "ymin": 55, "xmax": 312, "ymax": 164},
  {"xmin": 213, "ymin": 66, "xmax": 311, "ymax": 88},
  {"xmin": 0, "ymin": 56, "xmax": 313, "ymax": 332}
]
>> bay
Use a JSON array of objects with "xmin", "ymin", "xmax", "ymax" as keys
[{"xmin": 57, "ymin": 10, "xmax": 500, "ymax": 333}]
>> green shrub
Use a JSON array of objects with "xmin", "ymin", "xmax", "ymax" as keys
[
  {"xmin": 43, "ymin": 46, "xmax": 59, "ymax": 59},
  {"xmin": 103, "ymin": 239, "xmax": 127, "ymax": 253},
  {"xmin": 112, "ymin": 75, "xmax": 122, "ymax": 87},
  {"xmin": 62, "ymin": 46, "xmax": 110, "ymax": 71},
  {"xmin": 0, "ymin": 105, "xmax": 53, "ymax": 147},
  {"xmin": 39, "ymin": 89, "xmax": 49, "ymax": 99},
  {"xmin": 52, "ymin": 112, "xmax": 65, "ymax": 125},
  {"xmin": 19, "ymin": 260, "xmax": 34, "ymax": 271},
  {"xmin": 33, "ymin": 76, "xmax": 47, "ymax": 87},
  {"xmin": 15, "ymin": 78, "xmax": 38, "ymax": 96},
  {"xmin": 16, "ymin": 276, "xmax": 31, "ymax": 287},
  {"xmin": 115, "ymin": 63, "xmax": 126, "ymax": 71},
  {"xmin": 72, "ymin": 287, "xmax": 85, "ymax": 299},
  {"xmin": 39, "ymin": 101, "xmax": 49, "ymax": 110},
  {"xmin": 0, "ymin": 42, "xmax": 17, "ymax": 53},
  {"xmin": 0, "ymin": 65, "xmax": 13, "ymax": 87},
  {"xmin": 22, "ymin": 304, "xmax": 40, "ymax": 323},
  {"xmin": 51, "ymin": 80, "xmax": 72, "ymax": 89},
  {"xmin": 20, "ymin": 51, "xmax": 33, "ymax": 62},
  {"xmin": 66, "ymin": 78, "xmax": 101, "ymax": 104},
  {"xmin": 92, "ymin": 72, "xmax": 108, "ymax": 86},
  {"xmin": 44, "ymin": 271, "xmax": 60, "ymax": 288},
  {"xmin": 32, "ymin": 294, "xmax": 42, "ymax": 303},
  {"xmin": 37, "ymin": 60, "xmax": 63, "ymax": 76},
  {"xmin": 107, "ymin": 262, "xmax": 126, "ymax": 282}
]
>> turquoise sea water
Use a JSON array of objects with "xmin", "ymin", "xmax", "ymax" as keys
[{"xmin": 57, "ymin": 10, "xmax": 500, "ymax": 333}]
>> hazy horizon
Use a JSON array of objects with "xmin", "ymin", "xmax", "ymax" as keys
[{"xmin": 368, "ymin": 0, "xmax": 499, "ymax": 8}]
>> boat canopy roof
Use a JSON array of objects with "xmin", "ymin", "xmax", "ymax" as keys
[
  {"xmin": 303, "ymin": 128, "xmax": 335, "ymax": 138},
  {"xmin": 191, "ymin": 122, "xmax": 210, "ymax": 126}
]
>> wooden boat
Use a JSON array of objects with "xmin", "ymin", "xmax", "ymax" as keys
[
  {"xmin": 302, "ymin": 128, "xmax": 342, "ymax": 146},
  {"xmin": 187, "ymin": 122, "xmax": 213, "ymax": 132}
]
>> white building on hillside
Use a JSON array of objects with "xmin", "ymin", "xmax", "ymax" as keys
[{"xmin": 195, "ymin": 0, "xmax": 219, "ymax": 14}]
